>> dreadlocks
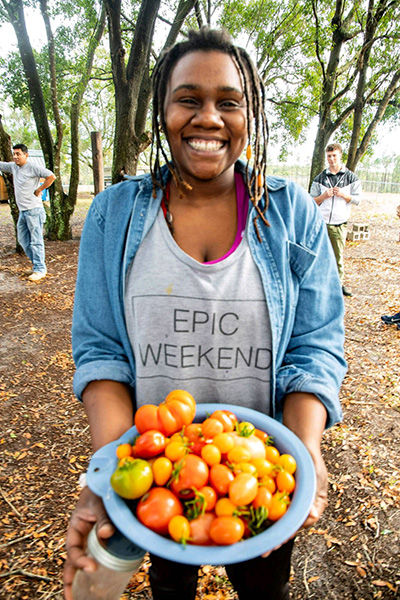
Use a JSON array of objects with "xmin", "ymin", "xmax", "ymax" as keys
[{"xmin": 150, "ymin": 27, "xmax": 270, "ymax": 240}]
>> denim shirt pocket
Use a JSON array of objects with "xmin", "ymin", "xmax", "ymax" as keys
[{"xmin": 287, "ymin": 240, "xmax": 317, "ymax": 283}]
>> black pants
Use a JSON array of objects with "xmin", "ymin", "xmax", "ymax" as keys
[{"xmin": 149, "ymin": 538, "xmax": 295, "ymax": 600}]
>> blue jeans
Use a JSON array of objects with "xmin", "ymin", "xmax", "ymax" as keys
[{"xmin": 17, "ymin": 206, "xmax": 47, "ymax": 274}]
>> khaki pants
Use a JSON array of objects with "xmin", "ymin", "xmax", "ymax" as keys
[{"xmin": 327, "ymin": 223, "xmax": 347, "ymax": 284}]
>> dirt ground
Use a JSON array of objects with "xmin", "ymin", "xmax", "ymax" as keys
[{"xmin": 0, "ymin": 191, "xmax": 399, "ymax": 600}]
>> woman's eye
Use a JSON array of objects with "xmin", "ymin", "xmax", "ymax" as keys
[{"xmin": 178, "ymin": 97, "xmax": 197, "ymax": 105}]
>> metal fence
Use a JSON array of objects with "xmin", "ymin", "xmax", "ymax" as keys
[{"xmin": 268, "ymin": 165, "xmax": 400, "ymax": 194}]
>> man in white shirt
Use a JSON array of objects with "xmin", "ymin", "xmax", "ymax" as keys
[
  {"xmin": 310, "ymin": 143, "xmax": 362, "ymax": 297},
  {"xmin": 0, "ymin": 144, "xmax": 55, "ymax": 281}
]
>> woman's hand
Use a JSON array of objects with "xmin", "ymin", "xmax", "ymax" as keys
[{"xmin": 63, "ymin": 487, "xmax": 115, "ymax": 600}]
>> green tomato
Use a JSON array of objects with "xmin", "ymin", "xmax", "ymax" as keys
[{"xmin": 110, "ymin": 458, "xmax": 153, "ymax": 499}]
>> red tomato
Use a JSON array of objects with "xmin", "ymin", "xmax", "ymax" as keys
[
  {"xmin": 209, "ymin": 464, "xmax": 235, "ymax": 496},
  {"xmin": 209, "ymin": 516, "xmax": 245, "ymax": 545},
  {"xmin": 184, "ymin": 423, "xmax": 206, "ymax": 455},
  {"xmin": 188, "ymin": 512, "xmax": 215, "ymax": 545},
  {"xmin": 133, "ymin": 430, "xmax": 167, "ymax": 459},
  {"xmin": 169, "ymin": 454, "xmax": 209, "ymax": 499},
  {"xmin": 136, "ymin": 487, "xmax": 183, "ymax": 535}
]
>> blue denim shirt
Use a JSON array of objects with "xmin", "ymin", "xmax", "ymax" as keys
[{"xmin": 72, "ymin": 163, "xmax": 346, "ymax": 428}]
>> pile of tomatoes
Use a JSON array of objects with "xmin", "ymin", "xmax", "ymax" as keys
[{"xmin": 110, "ymin": 390, "xmax": 297, "ymax": 546}]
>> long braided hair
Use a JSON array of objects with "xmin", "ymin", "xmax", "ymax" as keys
[{"xmin": 150, "ymin": 27, "xmax": 270, "ymax": 240}]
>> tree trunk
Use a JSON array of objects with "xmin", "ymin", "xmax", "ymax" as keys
[
  {"xmin": 308, "ymin": 0, "xmax": 360, "ymax": 188},
  {"xmin": 348, "ymin": 70, "xmax": 400, "ymax": 171},
  {"xmin": 0, "ymin": 115, "xmax": 21, "ymax": 252},
  {"xmin": 106, "ymin": 0, "xmax": 196, "ymax": 182},
  {"xmin": 91, "ymin": 132, "xmax": 105, "ymax": 195}
]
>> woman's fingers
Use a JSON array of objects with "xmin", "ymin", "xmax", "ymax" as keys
[{"xmin": 63, "ymin": 488, "xmax": 114, "ymax": 599}]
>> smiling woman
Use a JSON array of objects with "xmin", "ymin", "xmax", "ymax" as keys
[{"xmin": 64, "ymin": 27, "xmax": 347, "ymax": 600}]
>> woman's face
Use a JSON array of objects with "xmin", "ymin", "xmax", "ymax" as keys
[{"xmin": 163, "ymin": 50, "xmax": 248, "ymax": 186}]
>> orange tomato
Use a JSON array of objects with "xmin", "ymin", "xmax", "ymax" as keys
[
  {"xmin": 210, "ymin": 410, "xmax": 236, "ymax": 432},
  {"xmin": 276, "ymin": 470, "xmax": 296, "ymax": 494},
  {"xmin": 277, "ymin": 454, "xmax": 297, "ymax": 474},
  {"xmin": 268, "ymin": 492, "xmax": 290, "ymax": 521},
  {"xmin": 152, "ymin": 456, "xmax": 173, "ymax": 486},
  {"xmin": 228, "ymin": 473, "xmax": 258, "ymax": 506},
  {"xmin": 209, "ymin": 516, "xmax": 245, "ymax": 545},
  {"xmin": 201, "ymin": 443, "xmax": 221, "ymax": 466},
  {"xmin": 265, "ymin": 445, "xmax": 280, "ymax": 464},
  {"xmin": 252, "ymin": 486, "xmax": 272, "ymax": 510},
  {"xmin": 168, "ymin": 515, "xmax": 191, "ymax": 544},
  {"xmin": 116, "ymin": 443, "xmax": 133, "ymax": 460},
  {"xmin": 209, "ymin": 464, "xmax": 235, "ymax": 496}
]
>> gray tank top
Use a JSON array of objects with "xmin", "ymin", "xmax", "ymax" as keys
[{"xmin": 124, "ymin": 209, "xmax": 272, "ymax": 415}]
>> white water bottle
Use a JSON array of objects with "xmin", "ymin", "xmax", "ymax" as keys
[{"xmin": 72, "ymin": 527, "xmax": 145, "ymax": 600}]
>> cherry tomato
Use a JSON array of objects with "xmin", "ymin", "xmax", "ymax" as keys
[
  {"xmin": 184, "ymin": 423, "xmax": 206, "ymax": 455},
  {"xmin": 198, "ymin": 485, "xmax": 217, "ymax": 512},
  {"xmin": 276, "ymin": 470, "xmax": 296, "ymax": 494},
  {"xmin": 252, "ymin": 486, "xmax": 273, "ymax": 510},
  {"xmin": 110, "ymin": 458, "xmax": 153, "ymax": 499},
  {"xmin": 227, "ymin": 446, "xmax": 252, "ymax": 464},
  {"xmin": 188, "ymin": 512, "xmax": 215, "ymax": 545},
  {"xmin": 268, "ymin": 492, "xmax": 290, "ymax": 521},
  {"xmin": 165, "ymin": 440, "xmax": 188, "ymax": 462},
  {"xmin": 277, "ymin": 454, "xmax": 297, "ymax": 474},
  {"xmin": 169, "ymin": 454, "xmax": 209, "ymax": 499},
  {"xmin": 133, "ymin": 430, "xmax": 167, "ymax": 459},
  {"xmin": 168, "ymin": 515, "xmax": 191, "ymax": 544},
  {"xmin": 229, "ymin": 473, "xmax": 258, "ymax": 506},
  {"xmin": 259, "ymin": 475, "xmax": 276, "ymax": 494},
  {"xmin": 212, "ymin": 432, "xmax": 235, "ymax": 454},
  {"xmin": 215, "ymin": 497, "xmax": 237, "ymax": 517},
  {"xmin": 209, "ymin": 464, "xmax": 235, "ymax": 496},
  {"xmin": 201, "ymin": 417, "xmax": 224, "ymax": 439},
  {"xmin": 116, "ymin": 443, "xmax": 133, "ymax": 460},
  {"xmin": 251, "ymin": 457, "xmax": 274, "ymax": 477},
  {"xmin": 233, "ymin": 462, "xmax": 257, "ymax": 476},
  {"xmin": 136, "ymin": 487, "xmax": 183, "ymax": 535},
  {"xmin": 254, "ymin": 429, "xmax": 270, "ymax": 444},
  {"xmin": 209, "ymin": 516, "xmax": 245, "ymax": 545},
  {"xmin": 265, "ymin": 445, "xmax": 280, "ymax": 464},
  {"xmin": 152, "ymin": 456, "xmax": 173, "ymax": 486},
  {"xmin": 201, "ymin": 443, "xmax": 221, "ymax": 466},
  {"xmin": 236, "ymin": 421, "xmax": 255, "ymax": 437},
  {"xmin": 210, "ymin": 410, "xmax": 235, "ymax": 432}
]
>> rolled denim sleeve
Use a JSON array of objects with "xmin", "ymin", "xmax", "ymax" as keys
[
  {"xmin": 72, "ymin": 193, "xmax": 135, "ymax": 400},
  {"xmin": 274, "ymin": 185, "xmax": 346, "ymax": 428}
]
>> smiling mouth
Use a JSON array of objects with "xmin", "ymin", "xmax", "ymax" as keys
[{"xmin": 187, "ymin": 139, "xmax": 225, "ymax": 152}]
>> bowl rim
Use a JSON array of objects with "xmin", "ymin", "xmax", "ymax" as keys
[{"xmin": 87, "ymin": 403, "xmax": 316, "ymax": 565}]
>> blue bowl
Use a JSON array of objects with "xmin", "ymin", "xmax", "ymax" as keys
[{"xmin": 87, "ymin": 403, "xmax": 316, "ymax": 565}]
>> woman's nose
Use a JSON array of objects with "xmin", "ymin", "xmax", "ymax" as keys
[{"xmin": 191, "ymin": 101, "xmax": 224, "ymax": 127}]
